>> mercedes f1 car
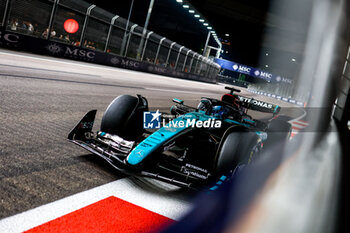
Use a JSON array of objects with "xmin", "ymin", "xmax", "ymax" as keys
[{"xmin": 68, "ymin": 87, "xmax": 291, "ymax": 189}]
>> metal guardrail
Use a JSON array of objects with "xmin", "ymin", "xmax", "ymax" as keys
[{"xmin": 0, "ymin": 0, "xmax": 220, "ymax": 80}]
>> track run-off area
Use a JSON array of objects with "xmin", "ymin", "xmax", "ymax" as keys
[{"xmin": 0, "ymin": 49, "xmax": 305, "ymax": 232}]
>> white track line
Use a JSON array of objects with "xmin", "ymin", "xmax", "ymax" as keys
[
  {"xmin": 0, "ymin": 51, "xmax": 138, "ymax": 75},
  {"xmin": 292, "ymin": 121, "xmax": 309, "ymax": 127},
  {"xmin": 292, "ymin": 124, "xmax": 307, "ymax": 130},
  {"xmin": 146, "ymin": 87, "xmax": 211, "ymax": 95},
  {"xmin": 0, "ymin": 178, "xmax": 192, "ymax": 233},
  {"xmin": 289, "ymin": 108, "xmax": 307, "ymax": 122}
]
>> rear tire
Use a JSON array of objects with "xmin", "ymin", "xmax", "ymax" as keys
[
  {"xmin": 215, "ymin": 131, "xmax": 260, "ymax": 174},
  {"xmin": 100, "ymin": 95, "xmax": 147, "ymax": 140},
  {"xmin": 265, "ymin": 118, "xmax": 292, "ymax": 148}
]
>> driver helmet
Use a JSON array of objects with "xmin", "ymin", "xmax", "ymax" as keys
[
  {"xmin": 211, "ymin": 105, "xmax": 227, "ymax": 119},
  {"xmin": 197, "ymin": 99, "xmax": 211, "ymax": 112}
]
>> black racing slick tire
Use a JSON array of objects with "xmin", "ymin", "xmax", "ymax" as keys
[
  {"xmin": 265, "ymin": 118, "xmax": 292, "ymax": 147},
  {"xmin": 100, "ymin": 95, "xmax": 147, "ymax": 140},
  {"xmin": 215, "ymin": 131, "xmax": 260, "ymax": 174}
]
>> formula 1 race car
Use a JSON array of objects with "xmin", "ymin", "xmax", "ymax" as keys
[{"xmin": 68, "ymin": 87, "xmax": 291, "ymax": 190}]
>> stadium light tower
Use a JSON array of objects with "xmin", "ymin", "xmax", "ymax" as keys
[
  {"xmin": 203, "ymin": 31, "xmax": 211, "ymax": 56},
  {"xmin": 120, "ymin": 0, "xmax": 135, "ymax": 56},
  {"xmin": 174, "ymin": 0, "xmax": 221, "ymax": 58},
  {"xmin": 137, "ymin": 0, "xmax": 156, "ymax": 59}
]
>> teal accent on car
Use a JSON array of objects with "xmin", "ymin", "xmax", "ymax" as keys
[
  {"xmin": 209, "ymin": 176, "xmax": 227, "ymax": 191},
  {"xmin": 127, "ymin": 112, "xmax": 215, "ymax": 165},
  {"xmin": 173, "ymin": 98, "xmax": 184, "ymax": 104},
  {"xmin": 243, "ymin": 118, "xmax": 255, "ymax": 124},
  {"xmin": 256, "ymin": 131, "xmax": 268, "ymax": 141}
]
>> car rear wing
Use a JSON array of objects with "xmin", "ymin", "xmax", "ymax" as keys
[{"xmin": 236, "ymin": 95, "xmax": 281, "ymax": 114}]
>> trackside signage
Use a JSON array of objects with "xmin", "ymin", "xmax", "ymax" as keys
[
  {"xmin": 46, "ymin": 43, "xmax": 95, "ymax": 61},
  {"xmin": 0, "ymin": 31, "xmax": 19, "ymax": 46},
  {"xmin": 0, "ymin": 27, "xmax": 216, "ymax": 84},
  {"xmin": 247, "ymin": 89, "xmax": 305, "ymax": 107},
  {"xmin": 214, "ymin": 58, "xmax": 293, "ymax": 84}
]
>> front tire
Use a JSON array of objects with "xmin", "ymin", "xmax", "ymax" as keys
[{"xmin": 100, "ymin": 95, "xmax": 147, "ymax": 140}]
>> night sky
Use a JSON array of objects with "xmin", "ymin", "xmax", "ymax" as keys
[
  {"xmin": 85, "ymin": 0, "xmax": 209, "ymax": 56},
  {"xmin": 85, "ymin": 0, "xmax": 309, "ymax": 79}
]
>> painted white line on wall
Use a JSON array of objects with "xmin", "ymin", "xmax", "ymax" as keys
[{"xmin": 0, "ymin": 178, "xmax": 192, "ymax": 233}]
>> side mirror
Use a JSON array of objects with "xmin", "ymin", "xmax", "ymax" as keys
[{"xmin": 172, "ymin": 98, "xmax": 184, "ymax": 105}]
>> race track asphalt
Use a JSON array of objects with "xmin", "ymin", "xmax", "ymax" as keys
[{"xmin": 0, "ymin": 49, "xmax": 303, "ymax": 219}]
